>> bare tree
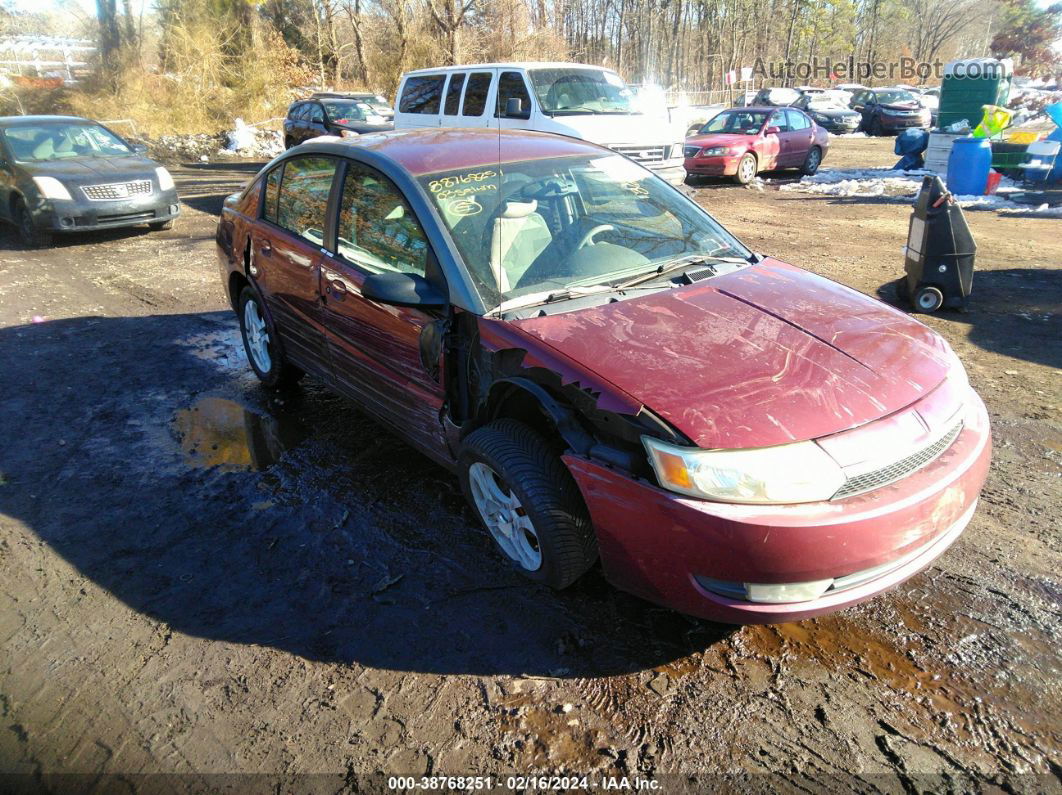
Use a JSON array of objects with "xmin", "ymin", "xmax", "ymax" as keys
[{"xmin": 426, "ymin": 0, "xmax": 475, "ymax": 64}]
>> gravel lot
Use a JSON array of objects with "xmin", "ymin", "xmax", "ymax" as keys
[{"xmin": 0, "ymin": 136, "xmax": 1059, "ymax": 791}]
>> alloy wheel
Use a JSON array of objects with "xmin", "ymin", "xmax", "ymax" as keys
[
  {"xmin": 243, "ymin": 298, "xmax": 272, "ymax": 373},
  {"xmin": 467, "ymin": 462, "xmax": 543, "ymax": 571}
]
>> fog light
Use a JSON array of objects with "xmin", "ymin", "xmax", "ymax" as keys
[
  {"xmin": 169, "ymin": 204, "xmax": 179, "ymax": 215},
  {"xmin": 59, "ymin": 216, "xmax": 74, "ymax": 228}
]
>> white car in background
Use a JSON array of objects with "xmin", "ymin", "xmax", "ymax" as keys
[{"xmin": 393, "ymin": 63, "xmax": 686, "ymax": 184}]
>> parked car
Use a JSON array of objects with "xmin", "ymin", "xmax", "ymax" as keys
[
  {"xmin": 393, "ymin": 62, "xmax": 685, "ymax": 184},
  {"xmin": 751, "ymin": 87, "xmax": 802, "ymax": 107},
  {"xmin": 793, "ymin": 93, "xmax": 863, "ymax": 134},
  {"xmin": 915, "ymin": 86, "xmax": 941, "ymax": 126},
  {"xmin": 283, "ymin": 97, "xmax": 392, "ymax": 148},
  {"xmin": 0, "ymin": 115, "xmax": 179, "ymax": 247},
  {"xmin": 731, "ymin": 89, "xmax": 759, "ymax": 107},
  {"xmin": 312, "ymin": 91, "xmax": 394, "ymax": 122},
  {"xmin": 216, "ymin": 128, "xmax": 989, "ymax": 624},
  {"xmin": 684, "ymin": 107, "xmax": 829, "ymax": 183},
  {"xmin": 850, "ymin": 88, "xmax": 932, "ymax": 135}
]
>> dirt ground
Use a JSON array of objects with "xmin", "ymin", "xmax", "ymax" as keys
[{"xmin": 0, "ymin": 137, "xmax": 1059, "ymax": 792}]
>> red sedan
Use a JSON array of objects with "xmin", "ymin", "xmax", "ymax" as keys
[
  {"xmin": 216, "ymin": 128, "xmax": 988, "ymax": 624},
  {"xmin": 684, "ymin": 107, "xmax": 830, "ymax": 184}
]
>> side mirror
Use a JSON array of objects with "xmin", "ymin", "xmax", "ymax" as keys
[
  {"xmin": 362, "ymin": 271, "xmax": 447, "ymax": 308},
  {"xmin": 131, "ymin": 143, "xmax": 149, "ymax": 155},
  {"xmin": 764, "ymin": 126, "xmax": 781, "ymax": 135},
  {"xmin": 504, "ymin": 97, "xmax": 529, "ymax": 119}
]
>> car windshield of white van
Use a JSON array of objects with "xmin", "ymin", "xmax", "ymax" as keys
[
  {"xmin": 528, "ymin": 68, "xmax": 636, "ymax": 116},
  {"xmin": 418, "ymin": 154, "xmax": 752, "ymax": 312}
]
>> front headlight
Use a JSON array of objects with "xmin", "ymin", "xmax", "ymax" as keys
[
  {"xmin": 32, "ymin": 176, "xmax": 72, "ymax": 200},
  {"xmin": 702, "ymin": 146, "xmax": 735, "ymax": 156},
  {"xmin": 155, "ymin": 167, "xmax": 174, "ymax": 191},
  {"xmin": 642, "ymin": 436, "xmax": 846, "ymax": 504}
]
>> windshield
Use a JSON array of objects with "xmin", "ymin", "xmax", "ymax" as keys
[
  {"xmin": 418, "ymin": 154, "xmax": 751, "ymax": 310},
  {"xmin": 807, "ymin": 96, "xmax": 850, "ymax": 111},
  {"xmin": 699, "ymin": 111, "xmax": 769, "ymax": 135},
  {"xmin": 3, "ymin": 123, "xmax": 132, "ymax": 162},
  {"xmin": 877, "ymin": 90, "xmax": 917, "ymax": 104},
  {"xmin": 320, "ymin": 100, "xmax": 372, "ymax": 122},
  {"xmin": 528, "ymin": 68, "xmax": 636, "ymax": 115}
]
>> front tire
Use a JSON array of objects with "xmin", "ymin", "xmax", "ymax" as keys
[
  {"xmin": 15, "ymin": 199, "xmax": 51, "ymax": 248},
  {"xmin": 734, "ymin": 153, "xmax": 758, "ymax": 185},
  {"xmin": 237, "ymin": 285, "xmax": 303, "ymax": 388},
  {"xmin": 459, "ymin": 419, "xmax": 597, "ymax": 589},
  {"xmin": 870, "ymin": 117, "xmax": 886, "ymax": 137}
]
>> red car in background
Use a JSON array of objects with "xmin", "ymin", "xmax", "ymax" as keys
[
  {"xmin": 216, "ymin": 128, "xmax": 989, "ymax": 624},
  {"xmin": 684, "ymin": 107, "xmax": 829, "ymax": 184}
]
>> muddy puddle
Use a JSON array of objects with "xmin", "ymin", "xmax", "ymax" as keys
[{"xmin": 172, "ymin": 396, "xmax": 304, "ymax": 472}]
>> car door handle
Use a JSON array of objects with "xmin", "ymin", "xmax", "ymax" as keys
[
  {"xmin": 326, "ymin": 278, "xmax": 347, "ymax": 300},
  {"xmin": 258, "ymin": 239, "xmax": 272, "ymax": 256}
]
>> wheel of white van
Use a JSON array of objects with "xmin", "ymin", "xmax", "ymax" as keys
[
  {"xmin": 459, "ymin": 419, "xmax": 597, "ymax": 589},
  {"xmin": 801, "ymin": 146, "xmax": 822, "ymax": 176},
  {"xmin": 734, "ymin": 153, "xmax": 758, "ymax": 185},
  {"xmin": 913, "ymin": 285, "xmax": 944, "ymax": 313},
  {"xmin": 237, "ymin": 285, "xmax": 303, "ymax": 388}
]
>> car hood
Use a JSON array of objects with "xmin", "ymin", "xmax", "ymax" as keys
[
  {"xmin": 686, "ymin": 132, "xmax": 760, "ymax": 148},
  {"xmin": 881, "ymin": 101, "xmax": 922, "ymax": 112},
  {"xmin": 508, "ymin": 259, "xmax": 952, "ymax": 449},
  {"xmin": 546, "ymin": 112, "xmax": 673, "ymax": 145},
  {"xmin": 23, "ymin": 156, "xmax": 159, "ymax": 184}
]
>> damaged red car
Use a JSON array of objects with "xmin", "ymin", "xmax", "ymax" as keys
[{"xmin": 216, "ymin": 129, "xmax": 990, "ymax": 624}]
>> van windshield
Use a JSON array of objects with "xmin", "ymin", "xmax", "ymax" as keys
[
  {"xmin": 418, "ymin": 153, "xmax": 751, "ymax": 311},
  {"xmin": 528, "ymin": 68, "xmax": 636, "ymax": 115}
]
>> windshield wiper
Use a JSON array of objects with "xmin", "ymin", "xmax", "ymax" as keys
[
  {"xmin": 497, "ymin": 282, "xmax": 665, "ymax": 313},
  {"xmin": 613, "ymin": 254, "xmax": 751, "ymax": 290}
]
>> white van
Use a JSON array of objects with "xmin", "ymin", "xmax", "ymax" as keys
[{"xmin": 393, "ymin": 62, "xmax": 686, "ymax": 184}]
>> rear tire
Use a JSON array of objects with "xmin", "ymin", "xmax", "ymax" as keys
[
  {"xmin": 801, "ymin": 146, "xmax": 822, "ymax": 176},
  {"xmin": 237, "ymin": 285, "xmax": 304, "ymax": 389},
  {"xmin": 733, "ymin": 153, "xmax": 758, "ymax": 185},
  {"xmin": 284, "ymin": 137, "xmax": 295, "ymax": 149},
  {"xmin": 15, "ymin": 199, "xmax": 51, "ymax": 248},
  {"xmin": 913, "ymin": 285, "xmax": 944, "ymax": 313},
  {"xmin": 459, "ymin": 419, "xmax": 597, "ymax": 589}
]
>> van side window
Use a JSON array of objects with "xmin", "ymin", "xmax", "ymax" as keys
[
  {"xmin": 496, "ymin": 71, "xmax": 531, "ymax": 118},
  {"xmin": 275, "ymin": 155, "xmax": 338, "ymax": 247},
  {"xmin": 462, "ymin": 72, "xmax": 492, "ymax": 117},
  {"xmin": 444, "ymin": 73, "xmax": 466, "ymax": 115},
  {"xmin": 399, "ymin": 75, "xmax": 445, "ymax": 114},
  {"xmin": 263, "ymin": 164, "xmax": 282, "ymax": 223}
]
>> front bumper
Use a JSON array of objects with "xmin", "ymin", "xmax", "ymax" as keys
[
  {"xmin": 563, "ymin": 390, "xmax": 991, "ymax": 624},
  {"xmin": 684, "ymin": 154, "xmax": 741, "ymax": 176},
  {"xmin": 880, "ymin": 115, "xmax": 930, "ymax": 131},
  {"xmin": 33, "ymin": 188, "xmax": 180, "ymax": 232}
]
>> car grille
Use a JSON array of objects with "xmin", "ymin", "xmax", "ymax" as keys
[
  {"xmin": 683, "ymin": 145, "xmax": 701, "ymax": 158},
  {"xmin": 610, "ymin": 144, "xmax": 668, "ymax": 163},
  {"xmin": 832, "ymin": 421, "xmax": 963, "ymax": 500},
  {"xmin": 81, "ymin": 180, "xmax": 154, "ymax": 201}
]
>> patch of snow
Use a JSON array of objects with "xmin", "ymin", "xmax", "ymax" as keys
[{"xmin": 222, "ymin": 118, "xmax": 284, "ymax": 159}]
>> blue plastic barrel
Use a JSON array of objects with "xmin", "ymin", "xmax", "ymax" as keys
[{"xmin": 946, "ymin": 137, "xmax": 992, "ymax": 196}]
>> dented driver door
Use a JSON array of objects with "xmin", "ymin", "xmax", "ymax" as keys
[{"xmin": 318, "ymin": 160, "xmax": 451, "ymax": 463}]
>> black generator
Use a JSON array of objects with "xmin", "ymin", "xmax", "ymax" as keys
[{"xmin": 902, "ymin": 174, "xmax": 976, "ymax": 312}]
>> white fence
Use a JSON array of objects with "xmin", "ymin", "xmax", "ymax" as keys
[{"xmin": 0, "ymin": 36, "xmax": 96, "ymax": 84}]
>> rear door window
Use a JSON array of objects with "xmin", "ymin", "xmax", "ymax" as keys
[
  {"xmin": 274, "ymin": 155, "xmax": 339, "ymax": 247},
  {"xmin": 308, "ymin": 104, "xmax": 325, "ymax": 124},
  {"xmin": 399, "ymin": 75, "xmax": 445, "ymax": 114},
  {"xmin": 444, "ymin": 73, "xmax": 466, "ymax": 115},
  {"xmin": 786, "ymin": 109, "xmax": 810, "ymax": 130},
  {"xmin": 496, "ymin": 71, "xmax": 531, "ymax": 117},
  {"xmin": 462, "ymin": 72, "xmax": 493, "ymax": 117},
  {"xmin": 288, "ymin": 103, "xmax": 304, "ymax": 120},
  {"xmin": 770, "ymin": 111, "xmax": 790, "ymax": 132}
]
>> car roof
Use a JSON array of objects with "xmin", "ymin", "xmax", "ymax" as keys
[
  {"xmin": 403, "ymin": 62, "xmax": 616, "ymax": 75},
  {"xmin": 291, "ymin": 128, "xmax": 612, "ymax": 177},
  {"xmin": 0, "ymin": 115, "xmax": 93, "ymax": 126}
]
